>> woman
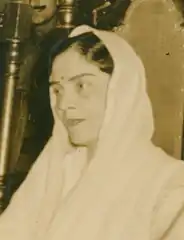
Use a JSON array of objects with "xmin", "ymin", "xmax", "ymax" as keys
[{"xmin": 0, "ymin": 25, "xmax": 183, "ymax": 240}]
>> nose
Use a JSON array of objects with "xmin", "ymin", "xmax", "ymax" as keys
[{"xmin": 56, "ymin": 90, "xmax": 77, "ymax": 111}]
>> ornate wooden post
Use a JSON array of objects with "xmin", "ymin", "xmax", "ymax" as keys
[{"xmin": 0, "ymin": 0, "xmax": 33, "ymax": 213}]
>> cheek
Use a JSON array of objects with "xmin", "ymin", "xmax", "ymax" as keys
[
  {"xmin": 85, "ymin": 92, "xmax": 107, "ymax": 124},
  {"xmin": 55, "ymin": 108, "xmax": 64, "ymax": 123},
  {"xmin": 95, "ymin": 84, "xmax": 108, "ymax": 113},
  {"xmin": 77, "ymin": 79, "xmax": 109, "ymax": 123}
]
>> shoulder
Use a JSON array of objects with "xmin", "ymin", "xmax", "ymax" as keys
[{"xmin": 151, "ymin": 160, "xmax": 184, "ymax": 240}]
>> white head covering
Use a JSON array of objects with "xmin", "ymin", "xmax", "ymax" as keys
[
  {"xmin": 48, "ymin": 24, "xmax": 155, "ymax": 182},
  {"xmin": 0, "ymin": 25, "xmax": 183, "ymax": 240}
]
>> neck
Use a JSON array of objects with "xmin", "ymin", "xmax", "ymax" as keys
[{"xmin": 87, "ymin": 141, "xmax": 97, "ymax": 162}]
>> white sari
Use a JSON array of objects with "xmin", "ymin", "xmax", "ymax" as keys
[{"xmin": 0, "ymin": 25, "xmax": 184, "ymax": 240}]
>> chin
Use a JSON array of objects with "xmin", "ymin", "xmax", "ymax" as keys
[
  {"xmin": 68, "ymin": 135, "xmax": 88, "ymax": 147},
  {"xmin": 68, "ymin": 132, "xmax": 97, "ymax": 148}
]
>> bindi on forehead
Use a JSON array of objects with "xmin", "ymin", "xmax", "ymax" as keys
[{"xmin": 50, "ymin": 73, "xmax": 96, "ymax": 86}]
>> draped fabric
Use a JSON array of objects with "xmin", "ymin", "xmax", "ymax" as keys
[{"xmin": 0, "ymin": 25, "xmax": 184, "ymax": 240}]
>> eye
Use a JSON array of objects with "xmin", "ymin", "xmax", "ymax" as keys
[
  {"xmin": 78, "ymin": 82, "xmax": 85, "ymax": 89},
  {"xmin": 53, "ymin": 87, "xmax": 60, "ymax": 95},
  {"xmin": 50, "ymin": 83, "xmax": 63, "ymax": 95},
  {"xmin": 76, "ymin": 81, "xmax": 90, "ymax": 92}
]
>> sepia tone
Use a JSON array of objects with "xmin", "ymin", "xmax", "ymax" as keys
[
  {"xmin": 0, "ymin": 0, "xmax": 183, "ymax": 213},
  {"xmin": 119, "ymin": 0, "xmax": 184, "ymax": 159}
]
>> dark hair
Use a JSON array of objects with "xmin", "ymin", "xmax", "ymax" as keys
[{"xmin": 49, "ymin": 32, "xmax": 114, "ymax": 75}]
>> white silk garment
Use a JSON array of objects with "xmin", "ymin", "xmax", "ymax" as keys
[{"xmin": 0, "ymin": 25, "xmax": 184, "ymax": 240}]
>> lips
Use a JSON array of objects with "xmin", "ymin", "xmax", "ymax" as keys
[{"xmin": 66, "ymin": 119, "xmax": 85, "ymax": 127}]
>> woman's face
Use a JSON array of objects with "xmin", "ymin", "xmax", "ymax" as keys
[{"xmin": 50, "ymin": 48, "xmax": 110, "ymax": 147}]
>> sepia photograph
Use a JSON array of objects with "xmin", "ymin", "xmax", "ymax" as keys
[{"xmin": 0, "ymin": 0, "xmax": 184, "ymax": 239}]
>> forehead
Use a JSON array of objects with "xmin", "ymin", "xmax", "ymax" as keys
[{"xmin": 51, "ymin": 48, "xmax": 100, "ymax": 79}]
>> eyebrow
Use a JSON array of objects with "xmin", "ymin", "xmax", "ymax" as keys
[
  {"xmin": 68, "ymin": 73, "xmax": 96, "ymax": 81},
  {"xmin": 49, "ymin": 73, "xmax": 95, "ymax": 85}
]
